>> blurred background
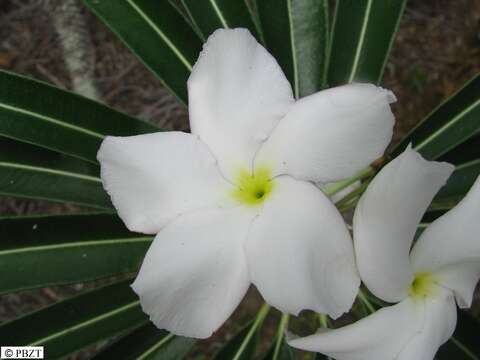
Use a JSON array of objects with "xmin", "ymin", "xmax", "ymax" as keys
[{"xmin": 0, "ymin": 0, "xmax": 479, "ymax": 358}]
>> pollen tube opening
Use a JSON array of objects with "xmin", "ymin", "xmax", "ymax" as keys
[
  {"xmin": 230, "ymin": 167, "xmax": 274, "ymax": 206},
  {"xmin": 409, "ymin": 272, "xmax": 437, "ymax": 300}
]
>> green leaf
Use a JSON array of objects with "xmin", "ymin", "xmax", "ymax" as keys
[
  {"xmin": 0, "ymin": 138, "xmax": 111, "ymax": 209},
  {"xmin": 213, "ymin": 322, "xmax": 256, "ymax": 360},
  {"xmin": 94, "ymin": 323, "xmax": 195, "ymax": 360},
  {"xmin": 0, "ymin": 70, "xmax": 156, "ymax": 164},
  {"xmin": 264, "ymin": 339, "xmax": 294, "ymax": 360},
  {"xmin": 256, "ymin": 0, "xmax": 330, "ymax": 98},
  {"xmin": 432, "ymin": 160, "xmax": 480, "ymax": 208},
  {"xmin": 0, "ymin": 280, "xmax": 147, "ymax": 359},
  {"xmin": 394, "ymin": 74, "xmax": 480, "ymax": 160},
  {"xmin": 263, "ymin": 313, "xmax": 292, "ymax": 360},
  {"xmin": 83, "ymin": 0, "xmax": 202, "ymax": 105},
  {"xmin": 440, "ymin": 134, "xmax": 480, "ymax": 165},
  {"xmin": 181, "ymin": 0, "xmax": 258, "ymax": 40},
  {"xmin": 0, "ymin": 213, "xmax": 151, "ymax": 294},
  {"xmin": 213, "ymin": 304, "xmax": 270, "ymax": 360},
  {"xmin": 328, "ymin": 0, "xmax": 406, "ymax": 85},
  {"xmin": 437, "ymin": 310, "xmax": 480, "ymax": 360}
]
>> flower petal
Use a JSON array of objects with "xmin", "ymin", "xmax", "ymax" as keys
[
  {"xmin": 245, "ymin": 176, "xmax": 360, "ymax": 319},
  {"xmin": 288, "ymin": 287, "xmax": 456, "ymax": 360},
  {"xmin": 255, "ymin": 83, "xmax": 395, "ymax": 183},
  {"xmin": 353, "ymin": 147, "xmax": 454, "ymax": 302},
  {"xmin": 131, "ymin": 207, "xmax": 253, "ymax": 339},
  {"xmin": 397, "ymin": 287, "xmax": 457, "ymax": 360},
  {"xmin": 411, "ymin": 176, "xmax": 480, "ymax": 308},
  {"xmin": 97, "ymin": 132, "xmax": 231, "ymax": 234},
  {"xmin": 188, "ymin": 28, "xmax": 294, "ymax": 180},
  {"xmin": 288, "ymin": 298, "xmax": 422, "ymax": 359}
]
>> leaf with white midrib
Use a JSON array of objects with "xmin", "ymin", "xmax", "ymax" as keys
[
  {"xmin": 93, "ymin": 323, "xmax": 195, "ymax": 360},
  {"xmin": 0, "ymin": 70, "xmax": 156, "ymax": 163},
  {"xmin": 0, "ymin": 138, "xmax": 111, "ymax": 208},
  {"xmin": 181, "ymin": 0, "xmax": 259, "ymax": 41},
  {"xmin": 394, "ymin": 74, "xmax": 480, "ymax": 160},
  {"xmin": 0, "ymin": 280, "xmax": 147, "ymax": 359},
  {"xmin": 83, "ymin": 0, "xmax": 202, "ymax": 105},
  {"xmin": 0, "ymin": 213, "xmax": 151, "ymax": 293},
  {"xmin": 327, "ymin": 0, "xmax": 406, "ymax": 86},
  {"xmin": 257, "ymin": 0, "xmax": 329, "ymax": 98}
]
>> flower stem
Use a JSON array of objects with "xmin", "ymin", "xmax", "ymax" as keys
[
  {"xmin": 318, "ymin": 313, "xmax": 329, "ymax": 328},
  {"xmin": 318, "ymin": 314, "xmax": 333, "ymax": 360},
  {"xmin": 335, "ymin": 179, "xmax": 370, "ymax": 209},
  {"xmin": 233, "ymin": 303, "xmax": 270, "ymax": 360},
  {"xmin": 358, "ymin": 289, "xmax": 376, "ymax": 314},
  {"xmin": 323, "ymin": 166, "xmax": 375, "ymax": 197},
  {"xmin": 272, "ymin": 313, "xmax": 289, "ymax": 359}
]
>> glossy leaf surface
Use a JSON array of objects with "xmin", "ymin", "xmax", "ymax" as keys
[
  {"xmin": 0, "ymin": 213, "xmax": 151, "ymax": 294},
  {"xmin": 181, "ymin": 0, "xmax": 258, "ymax": 40},
  {"xmin": 394, "ymin": 74, "xmax": 480, "ymax": 160},
  {"xmin": 0, "ymin": 280, "xmax": 146, "ymax": 359},
  {"xmin": 256, "ymin": 0, "xmax": 330, "ymax": 98},
  {"xmin": 328, "ymin": 0, "xmax": 406, "ymax": 85},
  {"xmin": 0, "ymin": 70, "xmax": 156, "ymax": 163},
  {"xmin": 83, "ymin": 0, "xmax": 202, "ymax": 105},
  {"xmin": 0, "ymin": 138, "xmax": 111, "ymax": 209},
  {"xmin": 94, "ymin": 323, "xmax": 195, "ymax": 360}
]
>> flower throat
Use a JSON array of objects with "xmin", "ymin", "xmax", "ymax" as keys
[{"xmin": 231, "ymin": 167, "xmax": 274, "ymax": 206}]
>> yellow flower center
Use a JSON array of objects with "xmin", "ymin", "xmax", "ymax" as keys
[
  {"xmin": 409, "ymin": 272, "xmax": 437, "ymax": 300},
  {"xmin": 230, "ymin": 167, "xmax": 274, "ymax": 206}
]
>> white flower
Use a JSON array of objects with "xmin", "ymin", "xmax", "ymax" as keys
[
  {"xmin": 289, "ymin": 146, "xmax": 480, "ymax": 360},
  {"xmin": 97, "ymin": 28, "xmax": 396, "ymax": 339}
]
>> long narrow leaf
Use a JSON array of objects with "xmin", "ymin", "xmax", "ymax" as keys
[
  {"xmin": 0, "ymin": 213, "xmax": 151, "ymax": 294},
  {"xmin": 213, "ymin": 304, "xmax": 270, "ymax": 360},
  {"xmin": 437, "ymin": 310, "xmax": 480, "ymax": 360},
  {"xmin": 0, "ymin": 280, "xmax": 147, "ymax": 359},
  {"xmin": 328, "ymin": 0, "xmax": 406, "ymax": 85},
  {"xmin": 256, "ymin": 0, "xmax": 329, "ymax": 98},
  {"xmin": 94, "ymin": 323, "xmax": 195, "ymax": 360},
  {"xmin": 83, "ymin": 0, "xmax": 202, "ymax": 105},
  {"xmin": 440, "ymin": 134, "xmax": 480, "ymax": 165},
  {"xmin": 430, "ymin": 159, "xmax": 480, "ymax": 210},
  {"xmin": 394, "ymin": 74, "xmax": 480, "ymax": 160},
  {"xmin": 181, "ymin": 0, "xmax": 258, "ymax": 40},
  {"xmin": 264, "ymin": 315, "xmax": 293, "ymax": 360},
  {"xmin": 0, "ymin": 138, "xmax": 111, "ymax": 209},
  {"xmin": 0, "ymin": 70, "xmax": 156, "ymax": 164}
]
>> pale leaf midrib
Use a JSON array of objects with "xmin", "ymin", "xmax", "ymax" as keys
[
  {"xmin": 286, "ymin": 0, "xmax": 299, "ymax": 98},
  {"xmin": 136, "ymin": 334, "xmax": 175, "ymax": 360},
  {"xmin": 209, "ymin": 0, "xmax": 229, "ymax": 28},
  {"xmin": 125, "ymin": 0, "xmax": 193, "ymax": 71},
  {"xmin": 415, "ymin": 98, "xmax": 480, "ymax": 151},
  {"xmin": 0, "ymin": 162, "xmax": 101, "ymax": 183},
  {"xmin": 348, "ymin": 0, "xmax": 373, "ymax": 83},
  {"xmin": 0, "ymin": 236, "xmax": 152, "ymax": 256},
  {"xmin": 0, "ymin": 103, "xmax": 104, "ymax": 139},
  {"xmin": 28, "ymin": 301, "xmax": 141, "ymax": 346}
]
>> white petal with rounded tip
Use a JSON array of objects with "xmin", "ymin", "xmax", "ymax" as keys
[
  {"xmin": 97, "ymin": 132, "xmax": 232, "ymax": 234},
  {"xmin": 188, "ymin": 28, "xmax": 294, "ymax": 180},
  {"xmin": 245, "ymin": 176, "xmax": 360, "ymax": 319},
  {"xmin": 353, "ymin": 147, "xmax": 454, "ymax": 302},
  {"xmin": 411, "ymin": 176, "xmax": 480, "ymax": 308},
  {"xmin": 288, "ymin": 287, "xmax": 456, "ymax": 360},
  {"xmin": 131, "ymin": 207, "xmax": 253, "ymax": 339},
  {"xmin": 288, "ymin": 298, "xmax": 422, "ymax": 360},
  {"xmin": 255, "ymin": 83, "xmax": 395, "ymax": 183},
  {"xmin": 397, "ymin": 287, "xmax": 457, "ymax": 360}
]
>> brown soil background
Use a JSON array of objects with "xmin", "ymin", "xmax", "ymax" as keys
[{"xmin": 0, "ymin": 0, "xmax": 479, "ymax": 358}]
